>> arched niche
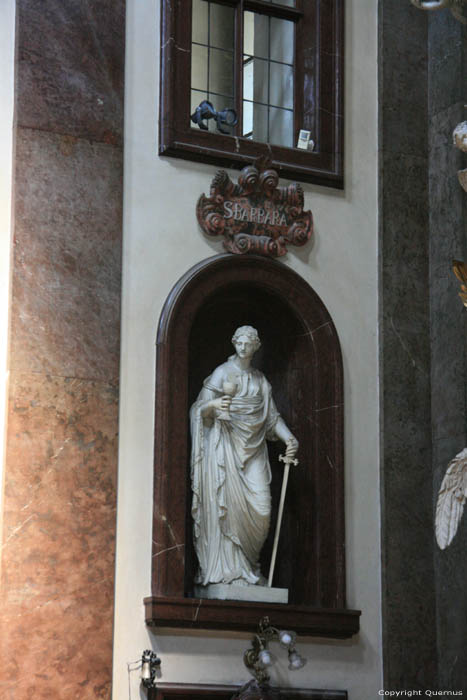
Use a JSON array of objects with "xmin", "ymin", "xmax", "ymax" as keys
[{"xmin": 145, "ymin": 254, "xmax": 360, "ymax": 638}]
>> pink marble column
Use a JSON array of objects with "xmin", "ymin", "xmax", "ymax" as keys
[{"xmin": 0, "ymin": 2, "xmax": 125, "ymax": 698}]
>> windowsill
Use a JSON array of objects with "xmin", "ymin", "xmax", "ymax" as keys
[{"xmin": 159, "ymin": 131, "xmax": 343, "ymax": 188}]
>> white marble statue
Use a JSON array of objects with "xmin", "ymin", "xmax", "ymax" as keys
[
  {"xmin": 190, "ymin": 325, "xmax": 298, "ymax": 591},
  {"xmin": 435, "ymin": 447, "xmax": 467, "ymax": 549}
]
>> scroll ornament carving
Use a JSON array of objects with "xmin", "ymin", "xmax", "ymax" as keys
[{"xmin": 196, "ymin": 159, "xmax": 313, "ymax": 257}]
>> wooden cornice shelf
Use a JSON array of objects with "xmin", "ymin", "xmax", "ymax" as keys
[{"xmin": 144, "ymin": 596, "xmax": 361, "ymax": 639}]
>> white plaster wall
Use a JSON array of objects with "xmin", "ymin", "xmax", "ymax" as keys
[
  {"xmin": 0, "ymin": 0, "xmax": 16, "ymax": 523},
  {"xmin": 113, "ymin": 0, "xmax": 381, "ymax": 698}
]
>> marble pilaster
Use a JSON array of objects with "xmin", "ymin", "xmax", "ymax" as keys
[
  {"xmin": 380, "ymin": 0, "xmax": 437, "ymax": 689},
  {"xmin": 1, "ymin": 374, "xmax": 118, "ymax": 699},
  {"xmin": 429, "ymin": 12, "xmax": 467, "ymax": 692},
  {"xmin": 0, "ymin": 0, "xmax": 125, "ymax": 697}
]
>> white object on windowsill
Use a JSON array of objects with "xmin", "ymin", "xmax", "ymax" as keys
[{"xmin": 297, "ymin": 129, "xmax": 314, "ymax": 151}]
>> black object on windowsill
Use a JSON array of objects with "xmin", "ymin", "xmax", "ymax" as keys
[
  {"xmin": 141, "ymin": 650, "xmax": 161, "ymax": 691},
  {"xmin": 191, "ymin": 100, "xmax": 238, "ymax": 134}
]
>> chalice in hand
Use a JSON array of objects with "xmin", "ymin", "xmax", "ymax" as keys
[{"xmin": 218, "ymin": 380, "xmax": 237, "ymax": 420}]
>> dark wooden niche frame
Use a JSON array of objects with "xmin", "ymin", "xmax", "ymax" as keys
[
  {"xmin": 149, "ymin": 683, "xmax": 347, "ymax": 700},
  {"xmin": 145, "ymin": 254, "xmax": 360, "ymax": 638}
]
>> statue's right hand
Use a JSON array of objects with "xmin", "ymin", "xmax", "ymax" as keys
[
  {"xmin": 209, "ymin": 396, "xmax": 232, "ymax": 417},
  {"xmin": 201, "ymin": 396, "xmax": 232, "ymax": 419},
  {"xmin": 210, "ymin": 396, "xmax": 232, "ymax": 413}
]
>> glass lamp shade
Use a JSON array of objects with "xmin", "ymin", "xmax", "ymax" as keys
[
  {"xmin": 258, "ymin": 649, "xmax": 273, "ymax": 667},
  {"xmin": 278, "ymin": 630, "xmax": 296, "ymax": 647},
  {"xmin": 288, "ymin": 650, "xmax": 306, "ymax": 671}
]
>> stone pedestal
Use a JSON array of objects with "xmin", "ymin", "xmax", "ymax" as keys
[{"xmin": 195, "ymin": 583, "xmax": 288, "ymax": 604}]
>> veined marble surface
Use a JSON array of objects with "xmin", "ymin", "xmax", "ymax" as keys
[{"xmin": 0, "ymin": 0, "xmax": 124, "ymax": 697}]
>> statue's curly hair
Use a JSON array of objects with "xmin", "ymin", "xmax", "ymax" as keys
[{"xmin": 231, "ymin": 326, "xmax": 261, "ymax": 351}]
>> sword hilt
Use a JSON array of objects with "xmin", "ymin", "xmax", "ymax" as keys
[{"xmin": 279, "ymin": 453, "xmax": 299, "ymax": 467}]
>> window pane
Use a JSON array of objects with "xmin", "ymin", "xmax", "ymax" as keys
[
  {"xmin": 269, "ymin": 107, "xmax": 293, "ymax": 147},
  {"xmin": 243, "ymin": 102, "xmax": 294, "ymax": 147},
  {"xmin": 243, "ymin": 100, "xmax": 253, "ymax": 136},
  {"xmin": 242, "ymin": 101, "xmax": 268, "ymax": 143},
  {"xmin": 269, "ymin": 62, "xmax": 293, "ymax": 109},
  {"xmin": 242, "ymin": 8, "xmax": 295, "ymax": 147},
  {"xmin": 243, "ymin": 11, "xmax": 268, "ymax": 59},
  {"xmin": 243, "ymin": 58, "xmax": 254, "ymax": 101},
  {"xmin": 270, "ymin": 17, "xmax": 294, "ymax": 64},
  {"xmin": 210, "ymin": 3, "xmax": 234, "ymax": 50},
  {"xmin": 209, "ymin": 48, "xmax": 234, "ymax": 96},
  {"xmin": 191, "ymin": 89, "xmax": 208, "ymax": 116},
  {"xmin": 244, "ymin": 11, "xmax": 254, "ymax": 56},
  {"xmin": 243, "ymin": 57, "xmax": 268, "ymax": 104},
  {"xmin": 192, "ymin": 0, "xmax": 208, "ymax": 44},
  {"xmin": 191, "ymin": 1, "xmax": 235, "ymax": 126},
  {"xmin": 192, "ymin": 44, "xmax": 208, "ymax": 91}
]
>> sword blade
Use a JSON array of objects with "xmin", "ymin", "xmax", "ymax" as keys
[{"xmin": 267, "ymin": 460, "xmax": 291, "ymax": 588}]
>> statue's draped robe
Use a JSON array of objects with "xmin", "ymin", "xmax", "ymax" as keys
[{"xmin": 191, "ymin": 364, "xmax": 280, "ymax": 586}]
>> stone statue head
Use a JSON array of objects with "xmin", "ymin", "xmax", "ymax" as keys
[{"xmin": 232, "ymin": 326, "xmax": 261, "ymax": 352}]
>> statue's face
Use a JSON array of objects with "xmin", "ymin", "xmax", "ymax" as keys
[{"xmin": 233, "ymin": 334, "xmax": 257, "ymax": 359}]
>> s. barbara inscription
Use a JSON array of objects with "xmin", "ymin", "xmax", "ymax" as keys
[
  {"xmin": 223, "ymin": 201, "xmax": 288, "ymax": 227},
  {"xmin": 196, "ymin": 159, "xmax": 313, "ymax": 257}
]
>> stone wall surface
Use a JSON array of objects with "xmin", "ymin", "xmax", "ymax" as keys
[
  {"xmin": 0, "ymin": 1, "xmax": 124, "ymax": 698},
  {"xmin": 380, "ymin": 1, "xmax": 467, "ymax": 692},
  {"xmin": 428, "ymin": 11, "xmax": 467, "ymax": 693},
  {"xmin": 380, "ymin": 0, "xmax": 437, "ymax": 690},
  {"xmin": 113, "ymin": 1, "xmax": 382, "ymax": 697}
]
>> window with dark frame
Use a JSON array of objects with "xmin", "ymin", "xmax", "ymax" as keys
[{"xmin": 160, "ymin": 0, "xmax": 344, "ymax": 188}]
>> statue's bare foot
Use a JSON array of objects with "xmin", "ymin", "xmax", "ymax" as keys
[{"xmin": 230, "ymin": 577, "xmax": 249, "ymax": 587}]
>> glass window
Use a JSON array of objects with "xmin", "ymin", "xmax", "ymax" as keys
[
  {"xmin": 191, "ymin": 0, "xmax": 236, "ymax": 134},
  {"xmin": 161, "ymin": 0, "xmax": 345, "ymax": 188},
  {"xmin": 242, "ymin": 11, "xmax": 294, "ymax": 148}
]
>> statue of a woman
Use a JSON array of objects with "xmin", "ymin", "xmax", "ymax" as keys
[{"xmin": 190, "ymin": 326, "xmax": 298, "ymax": 591}]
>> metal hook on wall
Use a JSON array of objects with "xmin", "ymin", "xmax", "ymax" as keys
[{"xmin": 141, "ymin": 650, "xmax": 161, "ymax": 692}]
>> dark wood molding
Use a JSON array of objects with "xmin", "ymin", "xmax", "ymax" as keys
[
  {"xmin": 149, "ymin": 682, "xmax": 348, "ymax": 700},
  {"xmin": 148, "ymin": 254, "xmax": 359, "ymax": 637},
  {"xmin": 144, "ymin": 596, "xmax": 360, "ymax": 637},
  {"xmin": 159, "ymin": 0, "xmax": 344, "ymax": 188}
]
